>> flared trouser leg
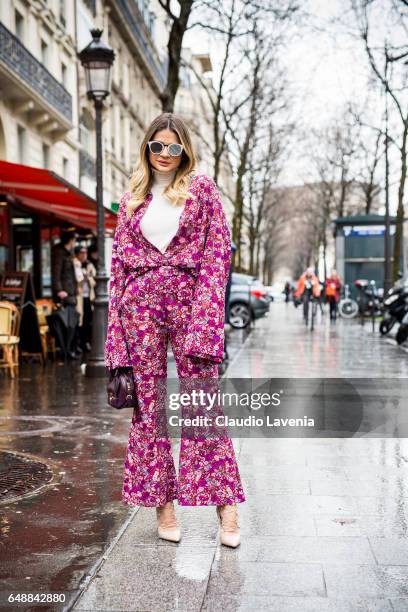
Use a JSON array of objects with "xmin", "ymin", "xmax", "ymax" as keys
[
  {"xmin": 118, "ymin": 298, "xmax": 177, "ymax": 507},
  {"xmin": 168, "ymin": 308, "xmax": 246, "ymax": 506},
  {"xmin": 118, "ymin": 266, "xmax": 245, "ymax": 507}
]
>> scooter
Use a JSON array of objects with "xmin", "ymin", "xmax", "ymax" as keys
[
  {"xmin": 380, "ymin": 279, "xmax": 408, "ymax": 335},
  {"xmin": 396, "ymin": 310, "xmax": 408, "ymax": 345},
  {"xmin": 354, "ymin": 279, "xmax": 382, "ymax": 332}
]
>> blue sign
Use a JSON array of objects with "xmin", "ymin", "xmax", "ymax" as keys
[{"xmin": 343, "ymin": 225, "xmax": 395, "ymax": 237}]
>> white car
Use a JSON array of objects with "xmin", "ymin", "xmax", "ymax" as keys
[{"xmin": 264, "ymin": 283, "xmax": 286, "ymax": 303}]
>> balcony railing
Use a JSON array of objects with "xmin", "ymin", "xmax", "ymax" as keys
[
  {"xmin": 79, "ymin": 149, "xmax": 96, "ymax": 179},
  {"xmin": 0, "ymin": 22, "xmax": 72, "ymax": 122},
  {"xmin": 115, "ymin": 0, "xmax": 167, "ymax": 90}
]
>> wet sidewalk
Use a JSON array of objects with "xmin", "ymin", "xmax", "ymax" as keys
[
  {"xmin": 2, "ymin": 304, "xmax": 408, "ymax": 611},
  {"xmin": 71, "ymin": 304, "xmax": 408, "ymax": 612},
  {"xmin": 0, "ymin": 325, "xmax": 249, "ymax": 612}
]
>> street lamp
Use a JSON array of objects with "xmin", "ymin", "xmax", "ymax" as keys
[{"xmin": 78, "ymin": 28, "xmax": 115, "ymax": 377}]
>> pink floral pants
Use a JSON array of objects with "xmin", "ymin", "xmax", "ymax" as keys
[{"xmin": 119, "ymin": 265, "xmax": 246, "ymax": 507}]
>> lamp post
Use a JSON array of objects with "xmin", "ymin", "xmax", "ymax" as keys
[{"xmin": 78, "ymin": 28, "xmax": 115, "ymax": 377}]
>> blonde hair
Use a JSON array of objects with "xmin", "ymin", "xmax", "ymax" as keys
[{"xmin": 126, "ymin": 113, "xmax": 198, "ymax": 219}]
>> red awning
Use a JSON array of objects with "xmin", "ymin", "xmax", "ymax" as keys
[{"xmin": 0, "ymin": 160, "xmax": 117, "ymax": 234}]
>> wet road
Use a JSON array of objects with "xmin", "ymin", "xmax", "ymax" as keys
[
  {"xmin": 73, "ymin": 304, "xmax": 408, "ymax": 612},
  {"xmin": 1, "ymin": 303, "xmax": 408, "ymax": 611}
]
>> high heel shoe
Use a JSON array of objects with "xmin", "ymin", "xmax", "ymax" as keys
[
  {"xmin": 216, "ymin": 504, "xmax": 240, "ymax": 548},
  {"xmin": 156, "ymin": 501, "xmax": 181, "ymax": 543}
]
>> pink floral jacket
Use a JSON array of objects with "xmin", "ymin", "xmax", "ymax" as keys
[{"xmin": 104, "ymin": 174, "xmax": 232, "ymax": 369}]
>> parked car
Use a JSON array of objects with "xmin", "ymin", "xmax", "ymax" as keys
[{"xmin": 228, "ymin": 273, "xmax": 270, "ymax": 328}]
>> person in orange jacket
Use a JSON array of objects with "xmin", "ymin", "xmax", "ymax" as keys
[
  {"xmin": 325, "ymin": 269, "xmax": 342, "ymax": 321},
  {"xmin": 293, "ymin": 267, "xmax": 322, "ymax": 322},
  {"xmin": 294, "ymin": 267, "xmax": 321, "ymax": 300}
]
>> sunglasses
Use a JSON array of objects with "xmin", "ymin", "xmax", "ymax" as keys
[{"xmin": 147, "ymin": 140, "xmax": 184, "ymax": 157}]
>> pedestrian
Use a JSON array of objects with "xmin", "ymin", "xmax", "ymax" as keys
[
  {"xmin": 88, "ymin": 243, "xmax": 98, "ymax": 272},
  {"xmin": 73, "ymin": 246, "xmax": 85, "ymax": 353},
  {"xmin": 325, "ymin": 269, "xmax": 342, "ymax": 321},
  {"xmin": 284, "ymin": 280, "xmax": 291, "ymax": 303},
  {"xmin": 84, "ymin": 243, "xmax": 97, "ymax": 349},
  {"xmin": 83, "ymin": 249, "xmax": 96, "ymax": 351},
  {"xmin": 51, "ymin": 230, "xmax": 80, "ymax": 361},
  {"xmin": 74, "ymin": 246, "xmax": 95, "ymax": 352},
  {"xmin": 105, "ymin": 112, "xmax": 245, "ymax": 548}
]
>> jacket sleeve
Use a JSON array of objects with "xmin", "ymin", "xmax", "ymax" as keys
[
  {"xmin": 104, "ymin": 192, "xmax": 132, "ymax": 369},
  {"xmin": 183, "ymin": 178, "xmax": 232, "ymax": 364},
  {"xmin": 51, "ymin": 247, "xmax": 63, "ymax": 296}
]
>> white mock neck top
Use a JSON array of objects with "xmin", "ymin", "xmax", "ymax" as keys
[{"xmin": 139, "ymin": 167, "xmax": 185, "ymax": 253}]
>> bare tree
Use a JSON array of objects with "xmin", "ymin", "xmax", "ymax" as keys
[
  {"xmin": 261, "ymin": 189, "xmax": 294, "ymax": 283},
  {"xmin": 158, "ymin": 0, "xmax": 196, "ymax": 112},
  {"xmin": 354, "ymin": 129, "xmax": 382, "ymax": 214},
  {"xmin": 246, "ymin": 122, "xmax": 289, "ymax": 277},
  {"xmin": 180, "ymin": 0, "xmax": 299, "ymax": 272},
  {"xmin": 353, "ymin": 0, "xmax": 408, "ymax": 280}
]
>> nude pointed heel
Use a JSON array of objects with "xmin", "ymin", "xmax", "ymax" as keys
[
  {"xmin": 216, "ymin": 504, "xmax": 241, "ymax": 548},
  {"xmin": 156, "ymin": 501, "xmax": 181, "ymax": 543}
]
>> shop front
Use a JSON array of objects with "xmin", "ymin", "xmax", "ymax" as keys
[{"xmin": 0, "ymin": 159, "xmax": 117, "ymax": 299}]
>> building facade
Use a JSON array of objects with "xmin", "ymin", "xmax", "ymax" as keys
[
  {"xmin": 0, "ymin": 0, "xmax": 237, "ymax": 299},
  {"xmin": 0, "ymin": 0, "xmax": 81, "ymax": 296},
  {"xmin": 0, "ymin": 0, "xmax": 169, "ymax": 297}
]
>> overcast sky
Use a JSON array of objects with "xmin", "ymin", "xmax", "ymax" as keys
[{"xmin": 182, "ymin": 0, "xmax": 406, "ymax": 212}]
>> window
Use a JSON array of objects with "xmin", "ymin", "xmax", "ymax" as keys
[
  {"xmin": 120, "ymin": 113, "xmax": 125, "ymax": 161},
  {"xmin": 41, "ymin": 39, "xmax": 49, "ymax": 68},
  {"xmin": 148, "ymin": 11, "xmax": 156, "ymax": 35},
  {"xmin": 79, "ymin": 110, "xmax": 94, "ymax": 154},
  {"xmin": 42, "ymin": 143, "xmax": 50, "ymax": 169},
  {"xmin": 59, "ymin": 0, "xmax": 66, "ymax": 27},
  {"xmin": 116, "ymin": 48, "xmax": 121, "ymax": 87},
  {"xmin": 15, "ymin": 10, "xmax": 24, "ymax": 40},
  {"xmin": 61, "ymin": 62, "xmax": 67, "ymax": 88},
  {"xmin": 79, "ymin": 123, "xmax": 91, "ymax": 152},
  {"xmin": 17, "ymin": 125, "xmax": 26, "ymax": 164},
  {"xmin": 62, "ymin": 157, "xmax": 69, "ymax": 179},
  {"xmin": 84, "ymin": 0, "xmax": 96, "ymax": 17}
]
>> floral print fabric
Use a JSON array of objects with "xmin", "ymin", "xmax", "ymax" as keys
[
  {"xmin": 105, "ymin": 175, "xmax": 233, "ymax": 369},
  {"xmin": 105, "ymin": 175, "xmax": 246, "ymax": 507}
]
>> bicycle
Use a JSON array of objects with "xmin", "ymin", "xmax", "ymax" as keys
[
  {"xmin": 302, "ymin": 287, "xmax": 318, "ymax": 331},
  {"xmin": 338, "ymin": 284, "xmax": 358, "ymax": 319}
]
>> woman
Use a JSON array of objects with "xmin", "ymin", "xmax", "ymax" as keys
[
  {"xmin": 105, "ymin": 113, "xmax": 245, "ymax": 548},
  {"xmin": 325, "ymin": 269, "xmax": 342, "ymax": 321}
]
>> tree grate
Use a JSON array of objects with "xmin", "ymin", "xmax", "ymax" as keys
[{"xmin": 0, "ymin": 451, "xmax": 54, "ymax": 504}]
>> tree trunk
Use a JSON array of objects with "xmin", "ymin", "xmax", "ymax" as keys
[
  {"xmin": 160, "ymin": 1, "xmax": 194, "ymax": 112},
  {"xmin": 393, "ymin": 124, "xmax": 407, "ymax": 281}
]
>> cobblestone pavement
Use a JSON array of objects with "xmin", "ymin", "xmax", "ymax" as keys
[{"xmin": 72, "ymin": 304, "xmax": 408, "ymax": 612}]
